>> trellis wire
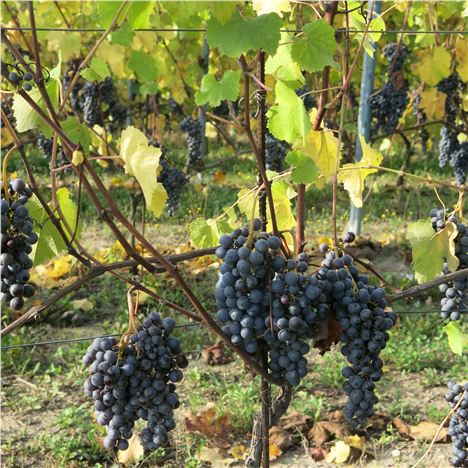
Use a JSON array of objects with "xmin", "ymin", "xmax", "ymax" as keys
[
  {"xmin": 2, "ymin": 26, "xmax": 467, "ymax": 34},
  {"xmin": 2, "ymin": 310, "xmax": 466, "ymax": 351}
]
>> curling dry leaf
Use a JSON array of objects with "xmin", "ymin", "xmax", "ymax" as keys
[
  {"xmin": 308, "ymin": 420, "xmax": 349, "ymax": 446},
  {"xmin": 184, "ymin": 403, "xmax": 232, "ymax": 447},
  {"xmin": 280, "ymin": 411, "xmax": 311, "ymax": 433},
  {"xmin": 202, "ymin": 342, "xmax": 233, "ymax": 365},
  {"xmin": 269, "ymin": 426, "xmax": 294, "ymax": 450}
]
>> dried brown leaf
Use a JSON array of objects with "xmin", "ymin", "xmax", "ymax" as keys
[
  {"xmin": 309, "ymin": 446, "xmax": 328, "ymax": 461},
  {"xmin": 280, "ymin": 411, "xmax": 311, "ymax": 433},
  {"xmin": 269, "ymin": 426, "xmax": 294, "ymax": 450},
  {"xmin": 202, "ymin": 342, "xmax": 233, "ymax": 365},
  {"xmin": 308, "ymin": 420, "xmax": 349, "ymax": 446}
]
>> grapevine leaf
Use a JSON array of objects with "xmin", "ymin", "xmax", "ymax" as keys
[
  {"xmin": 72, "ymin": 150, "xmax": 84, "ymax": 166},
  {"xmin": 419, "ymin": 87, "xmax": 446, "ymax": 120},
  {"xmin": 206, "ymin": 12, "xmax": 282, "ymax": 57},
  {"xmin": 12, "ymin": 62, "xmax": 60, "ymax": 136},
  {"xmin": 195, "ymin": 71, "xmax": 241, "ymax": 107},
  {"xmin": 291, "ymin": 20, "xmax": 338, "ymax": 72},
  {"xmin": 96, "ymin": 42, "xmax": 127, "ymax": 77},
  {"xmin": 46, "ymin": 31, "xmax": 81, "ymax": 61},
  {"xmin": 81, "ymin": 57, "xmax": 110, "ymax": 82},
  {"xmin": 237, "ymin": 188, "xmax": 259, "ymax": 220},
  {"xmin": 285, "ymin": 150, "xmax": 318, "ymax": 184},
  {"xmin": 413, "ymin": 46, "xmax": 451, "ymax": 86},
  {"xmin": 265, "ymin": 33, "xmax": 304, "ymax": 85},
  {"xmin": 127, "ymin": 1, "xmax": 156, "ymax": 29},
  {"xmin": 252, "ymin": 0, "xmax": 291, "ymax": 16},
  {"xmin": 407, "ymin": 220, "xmax": 459, "ymax": 283},
  {"xmin": 296, "ymin": 125, "xmax": 340, "ymax": 180},
  {"xmin": 349, "ymin": 5, "xmax": 385, "ymax": 57},
  {"xmin": 96, "ymin": 1, "xmax": 121, "ymax": 28},
  {"xmin": 140, "ymin": 83, "xmax": 159, "ymax": 97},
  {"xmin": 111, "ymin": 21, "xmax": 135, "ymax": 47},
  {"xmin": 189, "ymin": 218, "xmax": 230, "ymax": 248},
  {"xmin": 208, "ymin": 2, "xmax": 237, "ymax": 24},
  {"xmin": 444, "ymin": 321, "xmax": 467, "ymax": 356},
  {"xmin": 267, "ymin": 80, "xmax": 310, "ymax": 144},
  {"xmin": 128, "ymin": 50, "xmax": 158, "ymax": 83},
  {"xmin": 62, "ymin": 117, "xmax": 92, "ymax": 155},
  {"xmin": 28, "ymin": 188, "xmax": 80, "ymax": 266},
  {"xmin": 270, "ymin": 179, "xmax": 296, "ymax": 231},
  {"xmin": 120, "ymin": 126, "xmax": 167, "ymax": 217},
  {"xmin": 325, "ymin": 440, "xmax": 351, "ymax": 464},
  {"xmin": 338, "ymin": 136, "xmax": 383, "ymax": 208}
]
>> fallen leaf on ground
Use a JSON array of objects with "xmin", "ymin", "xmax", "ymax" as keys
[
  {"xmin": 393, "ymin": 418, "xmax": 447, "ymax": 441},
  {"xmin": 325, "ymin": 440, "xmax": 351, "ymax": 464},
  {"xmin": 202, "ymin": 342, "xmax": 233, "ymax": 365},
  {"xmin": 309, "ymin": 446, "xmax": 328, "ymax": 461},
  {"xmin": 184, "ymin": 403, "xmax": 232, "ymax": 447},
  {"xmin": 230, "ymin": 444, "xmax": 247, "ymax": 460},
  {"xmin": 197, "ymin": 446, "xmax": 235, "ymax": 467},
  {"xmin": 270, "ymin": 426, "xmax": 294, "ymax": 450},
  {"xmin": 308, "ymin": 420, "xmax": 349, "ymax": 446},
  {"xmin": 269, "ymin": 443, "xmax": 282, "ymax": 460},
  {"xmin": 280, "ymin": 411, "xmax": 311, "ymax": 433},
  {"xmin": 344, "ymin": 434, "xmax": 366, "ymax": 451},
  {"xmin": 117, "ymin": 434, "xmax": 144, "ymax": 465}
]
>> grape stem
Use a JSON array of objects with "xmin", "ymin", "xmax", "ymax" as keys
[
  {"xmin": 411, "ymin": 390, "xmax": 466, "ymax": 468},
  {"xmin": 246, "ymin": 186, "xmax": 263, "ymax": 248},
  {"xmin": 1, "ymin": 145, "xmax": 17, "ymax": 202}
]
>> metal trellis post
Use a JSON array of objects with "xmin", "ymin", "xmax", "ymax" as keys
[{"xmin": 348, "ymin": 1, "xmax": 381, "ymax": 235}]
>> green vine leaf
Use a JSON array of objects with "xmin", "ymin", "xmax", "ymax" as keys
[
  {"xmin": 195, "ymin": 71, "xmax": 241, "ymax": 107},
  {"xmin": 128, "ymin": 51, "xmax": 159, "ymax": 83},
  {"xmin": 407, "ymin": 220, "xmax": 459, "ymax": 283},
  {"xmin": 285, "ymin": 150, "xmax": 318, "ymax": 184},
  {"xmin": 267, "ymin": 80, "xmax": 310, "ymax": 144},
  {"xmin": 291, "ymin": 20, "xmax": 338, "ymax": 72},
  {"xmin": 28, "ymin": 188, "xmax": 80, "ymax": 266},
  {"xmin": 62, "ymin": 117, "xmax": 92, "ymax": 156},
  {"xmin": 444, "ymin": 321, "xmax": 467, "ymax": 355},
  {"xmin": 265, "ymin": 32, "xmax": 304, "ymax": 85},
  {"xmin": 206, "ymin": 12, "xmax": 282, "ymax": 57},
  {"xmin": 189, "ymin": 218, "xmax": 230, "ymax": 248},
  {"xmin": 81, "ymin": 57, "xmax": 110, "ymax": 82}
]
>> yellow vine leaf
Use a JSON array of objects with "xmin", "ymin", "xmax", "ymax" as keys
[
  {"xmin": 419, "ymin": 87, "xmax": 445, "ymax": 120},
  {"xmin": 326, "ymin": 440, "xmax": 351, "ymax": 464},
  {"xmin": 120, "ymin": 126, "xmax": 167, "ymax": 217},
  {"xmin": 413, "ymin": 46, "xmax": 451, "ymax": 86},
  {"xmin": 297, "ymin": 126, "xmax": 340, "ymax": 180},
  {"xmin": 455, "ymin": 38, "xmax": 468, "ymax": 82},
  {"xmin": 96, "ymin": 41, "xmax": 127, "ymax": 78},
  {"xmin": 338, "ymin": 136, "xmax": 383, "ymax": 208},
  {"xmin": 252, "ymin": 0, "xmax": 291, "ymax": 16},
  {"xmin": 72, "ymin": 150, "xmax": 84, "ymax": 166}
]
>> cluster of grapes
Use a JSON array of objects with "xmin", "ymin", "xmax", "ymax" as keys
[
  {"xmin": 36, "ymin": 134, "xmax": 68, "ymax": 169},
  {"xmin": 158, "ymin": 158, "xmax": 188, "ymax": 215},
  {"xmin": 62, "ymin": 59, "xmax": 82, "ymax": 111},
  {"xmin": 80, "ymin": 82, "xmax": 101, "ymax": 126},
  {"xmin": 1, "ymin": 178, "xmax": 37, "ymax": 311},
  {"xmin": 370, "ymin": 43, "xmax": 409, "ymax": 134},
  {"xmin": 437, "ymin": 74, "xmax": 467, "ymax": 185},
  {"xmin": 265, "ymin": 130, "xmax": 290, "ymax": 172},
  {"xmin": 445, "ymin": 381, "xmax": 468, "ymax": 467},
  {"xmin": 382, "ymin": 43, "xmax": 409, "ymax": 73},
  {"xmin": 430, "ymin": 208, "xmax": 467, "ymax": 321},
  {"xmin": 326, "ymin": 245, "xmax": 396, "ymax": 428},
  {"xmin": 1, "ymin": 96, "xmax": 15, "ymax": 127},
  {"xmin": 7, "ymin": 66, "xmax": 34, "ymax": 92},
  {"xmin": 296, "ymin": 84, "xmax": 316, "ymax": 111},
  {"xmin": 179, "ymin": 117, "xmax": 203, "ymax": 170},
  {"xmin": 167, "ymin": 98, "xmax": 184, "ymax": 116},
  {"xmin": 83, "ymin": 312, "xmax": 188, "ymax": 452},
  {"xmin": 412, "ymin": 94, "xmax": 429, "ymax": 152}
]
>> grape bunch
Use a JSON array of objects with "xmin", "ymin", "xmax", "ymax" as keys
[
  {"xmin": 295, "ymin": 84, "xmax": 316, "ymax": 111},
  {"xmin": 328, "ymin": 250, "xmax": 397, "ymax": 428},
  {"xmin": 437, "ymin": 73, "xmax": 467, "ymax": 185},
  {"xmin": 158, "ymin": 158, "xmax": 188, "ymax": 215},
  {"xmin": 412, "ymin": 95, "xmax": 429, "ymax": 152},
  {"xmin": 62, "ymin": 59, "xmax": 82, "ymax": 111},
  {"xmin": 179, "ymin": 117, "xmax": 203, "ymax": 170},
  {"xmin": 7, "ymin": 65, "xmax": 34, "ymax": 92},
  {"xmin": 81, "ymin": 82, "xmax": 101, "ymax": 127},
  {"xmin": 1, "ymin": 178, "xmax": 37, "ymax": 310},
  {"xmin": 167, "ymin": 98, "xmax": 183, "ymax": 116},
  {"xmin": 265, "ymin": 130, "xmax": 290, "ymax": 172},
  {"xmin": 370, "ymin": 43, "xmax": 409, "ymax": 134},
  {"xmin": 445, "ymin": 381, "xmax": 468, "ymax": 467},
  {"xmin": 430, "ymin": 208, "xmax": 468, "ymax": 321},
  {"xmin": 83, "ymin": 312, "xmax": 188, "ymax": 452}
]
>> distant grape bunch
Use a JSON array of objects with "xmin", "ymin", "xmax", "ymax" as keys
[
  {"xmin": 83, "ymin": 312, "xmax": 188, "ymax": 452},
  {"xmin": 215, "ymin": 223, "xmax": 396, "ymax": 427},
  {"xmin": 430, "ymin": 208, "xmax": 468, "ymax": 321},
  {"xmin": 7, "ymin": 64, "xmax": 35, "ymax": 92},
  {"xmin": 1, "ymin": 178, "xmax": 37, "ymax": 311},
  {"xmin": 437, "ymin": 73, "xmax": 467, "ymax": 185},
  {"xmin": 179, "ymin": 116, "xmax": 203, "ymax": 171},
  {"xmin": 445, "ymin": 381, "xmax": 468, "ymax": 467},
  {"xmin": 265, "ymin": 130, "xmax": 290, "ymax": 172},
  {"xmin": 412, "ymin": 94, "xmax": 429, "ymax": 152},
  {"xmin": 370, "ymin": 43, "xmax": 409, "ymax": 134},
  {"xmin": 158, "ymin": 158, "xmax": 188, "ymax": 215}
]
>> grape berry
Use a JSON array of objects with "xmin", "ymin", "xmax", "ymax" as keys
[{"xmin": 445, "ymin": 381, "xmax": 468, "ymax": 467}]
